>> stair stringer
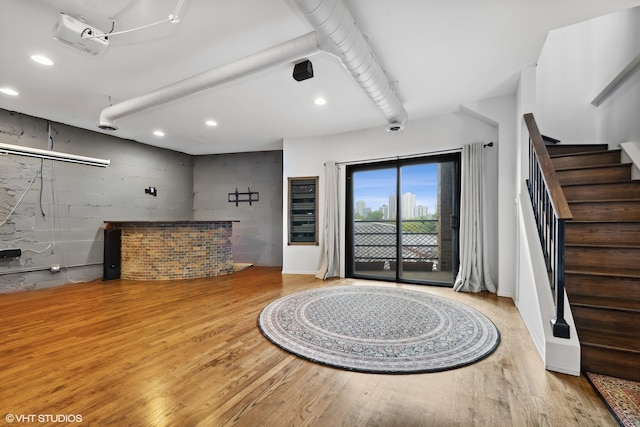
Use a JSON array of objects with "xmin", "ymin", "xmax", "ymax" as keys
[{"xmin": 517, "ymin": 185, "xmax": 581, "ymax": 375}]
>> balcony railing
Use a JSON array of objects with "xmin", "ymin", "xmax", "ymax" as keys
[{"xmin": 353, "ymin": 219, "xmax": 439, "ymax": 269}]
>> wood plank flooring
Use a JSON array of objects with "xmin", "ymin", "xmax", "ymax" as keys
[{"xmin": 0, "ymin": 267, "xmax": 616, "ymax": 426}]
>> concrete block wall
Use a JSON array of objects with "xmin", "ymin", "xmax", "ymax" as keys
[
  {"xmin": 0, "ymin": 110, "xmax": 194, "ymax": 292},
  {"xmin": 193, "ymin": 151, "xmax": 283, "ymax": 267}
]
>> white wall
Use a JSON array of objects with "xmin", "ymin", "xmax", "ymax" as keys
[
  {"xmin": 596, "ymin": 7, "xmax": 640, "ymax": 145},
  {"xmin": 282, "ymin": 112, "xmax": 500, "ymax": 285},
  {"xmin": 537, "ymin": 6, "xmax": 640, "ymax": 145},
  {"xmin": 517, "ymin": 182, "xmax": 580, "ymax": 375},
  {"xmin": 536, "ymin": 23, "xmax": 599, "ymax": 143},
  {"xmin": 472, "ymin": 95, "xmax": 518, "ymax": 298},
  {"xmin": 516, "ymin": 66, "xmax": 538, "ymax": 306},
  {"xmin": 621, "ymin": 141, "xmax": 640, "ymax": 179}
]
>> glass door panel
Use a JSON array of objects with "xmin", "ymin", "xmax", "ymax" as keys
[
  {"xmin": 351, "ymin": 167, "xmax": 397, "ymax": 278},
  {"xmin": 399, "ymin": 161, "xmax": 457, "ymax": 284},
  {"xmin": 347, "ymin": 154, "xmax": 459, "ymax": 286}
]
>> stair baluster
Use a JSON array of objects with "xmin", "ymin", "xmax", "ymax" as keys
[{"xmin": 524, "ymin": 113, "xmax": 572, "ymax": 339}]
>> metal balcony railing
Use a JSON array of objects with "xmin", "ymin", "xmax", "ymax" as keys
[{"xmin": 353, "ymin": 219, "xmax": 439, "ymax": 267}]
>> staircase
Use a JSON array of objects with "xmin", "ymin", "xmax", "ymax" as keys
[{"xmin": 549, "ymin": 143, "xmax": 640, "ymax": 382}]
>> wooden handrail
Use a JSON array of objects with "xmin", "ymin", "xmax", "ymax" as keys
[
  {"xmin": 524, "ymin": 113, "xmax": 571, "ymax": 339},
  {"xmin": 523, "ymin": 113, "xmax": 573, "ymax": 221}
]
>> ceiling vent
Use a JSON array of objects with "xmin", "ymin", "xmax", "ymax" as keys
[{"xmin": 53, "ymin": 13, "xmax": 109, "ymax": 56}]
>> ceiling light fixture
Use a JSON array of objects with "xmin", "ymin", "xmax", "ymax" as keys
[
  {"xmin": 153, "ymin": 130, "xmax": 165, "ymax": 137},
  {"xmin": 0, "ymin": 88, "xmax": 19, "ymax": 96},
  {"xmin": 205, "ymin": 120, "xmax": 218, "ymax": 127},
  {"xmin": 31, "ymin": 55, "xmax": 54, "ymax": 66},
  {"xmin": 0, "ymin": 142, "xmax": 110, "ymax": 167},
  {"xmin": 314, "ymin": 97, "xmax": 326, "ymax": 106}
]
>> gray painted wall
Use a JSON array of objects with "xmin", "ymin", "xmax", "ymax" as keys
[
  {"xmin": 0, "ymin": 110, "xmax": 194, "ymax": 292},
  {"xmin": 193, "ymin": 151, "xmax": 283, "ymax": 267}
]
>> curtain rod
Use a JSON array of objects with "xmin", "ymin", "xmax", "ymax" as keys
[
  {"xmin": 332, "ymin": 142, "xmax": 493, "ymax": 166},
  {"xmin": 334, "ymin": 147, "xmax": 461, "ymax": 167}
]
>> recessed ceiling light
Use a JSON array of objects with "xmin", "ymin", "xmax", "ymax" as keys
[
  {"xmin": 314, "ymin": 97, "xmax": 327, "ymax": 106},
  {"xmin": 0, "ymin": 88, "xmax": 19, "ymax": 96},
  {"xmin": 205, "ymin": 120, "xmax": 218, "ymax": 127},
  {"xmin": 153, "ymin": 130, "xmax": 165, "ymax": 137},
  {"xmin": 31, "ymin": 55, "xmax": 54, "ymax": 66}
]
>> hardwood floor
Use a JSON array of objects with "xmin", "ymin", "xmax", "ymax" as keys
[{"xmin": 0, "ymin": 267, "xmax": 616, "ymax": 426}]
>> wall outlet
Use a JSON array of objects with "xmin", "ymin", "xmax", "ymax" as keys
[{"xmin": 50, "ymin": 264, "xmax": 61, "ymax": 273}]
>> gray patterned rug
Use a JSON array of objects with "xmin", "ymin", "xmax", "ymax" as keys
[{"xmin": 258, "ymin": 285, "xmax": 500, "ymax": 374}]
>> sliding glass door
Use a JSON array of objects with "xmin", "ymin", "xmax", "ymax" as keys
[{"xmin": 346, "ymin": 154, "xmax": 460, "ymax": 286}]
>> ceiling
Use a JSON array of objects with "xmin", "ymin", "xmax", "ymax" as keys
[{"xmin": 1, "ymin": 0, "xmax": 639, "ymax": 155}]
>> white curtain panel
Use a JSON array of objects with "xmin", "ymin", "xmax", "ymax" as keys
[
  {"xmin": 315, "ymin": 161, "xmax": 340, "ymax": 279},
  {"xmin": 453, "ymin": 143, "xmax": 497, "ymax": 293}
]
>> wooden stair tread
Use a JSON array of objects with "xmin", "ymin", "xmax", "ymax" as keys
[
  {"xmin": 550, "ymin": 150, "xmax": 621, "ymax": 169},
  {"xmin": 569, "ymin": 295, "xmax": 640, "ymax": 311},
  {"xmin": 578, "ymin": 329, "xmax": 640, "ymax": 353},
  {"xmin": 564, "ymin": 222, "xmax": 640, "ymax": 232},
  {"xmin": 565, "ymin": 265, "xmax": 640, "ymax": 278},
  {"xmin": 556, "ymin": 164, "xmax": 632, "ymax": 186},
  {"xmin": 568, "ymin": 198, "xmax": 640, "ymax": 203},
  {"xmin": 566, "ymin": 242, "xmax": 640, "ymax": 249},
  {"xmin": 562, "ymin": 182, "xmax": 640, "ymax": 201},
  {"xmin": 550, "ymin": 148, "xmax": 621, "ymax": 158},
  {"xmin": 555, "ymin": 162, "xmax": 631, "ymax": 172},
  {"xmin": 568, "ymin": 220, "xmax": 640, "ymax": 224},
  {"xmin": 547, "ymin": 146, "xmax": 621, "ymax": 159},
  {"xmin": 567, "ymin": 202, "xmax": 640, "ymax": 219},
  {"xmin": 550, "ymin": 144, "xmax": 639, "ymax": 382},
  {"xmin": 565, "ymin": 222, "xmax": 640, "ymax": 225},
  {"xmin": 547, "ymin": 144, "xmax": 609, "ymax": 155},
  {"xmin": 564, "ymin": 274, "xmax": 640, "ymax": 302},
  {"xmin": 563, "ymin": 180, "xmax": 640, "ymax": 187}
]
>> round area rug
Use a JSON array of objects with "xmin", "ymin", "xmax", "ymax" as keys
[{"xmin": 258, "ymin": 286, "xmax": 500, "ymax": 374}]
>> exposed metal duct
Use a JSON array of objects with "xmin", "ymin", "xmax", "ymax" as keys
[
  {"xmin": 98, "ymin": 0, "xmax": 407, "ymax": 132},
  {"xmin": 99, "ymin": 32, "xmax": 321, "ymax": 130},
  {"xmin": 289, "ymin": 0, "xmax": 408, "ymax": 131}
]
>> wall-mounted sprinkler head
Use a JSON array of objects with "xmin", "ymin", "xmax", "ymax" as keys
[
  {"xmin": 385, "ymin": 121, "xmax": 405, "ymax": 133},
  {"xmin": 145, "ymin": 186, "xmax": 157, "ymax": 197}
]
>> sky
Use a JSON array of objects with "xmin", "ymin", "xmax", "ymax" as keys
[{"xmin": 353, "ymin": 163, "xmax": 439, "ymax": 213}]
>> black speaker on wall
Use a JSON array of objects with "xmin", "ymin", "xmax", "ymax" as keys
[
  {"xmin": 293, "ymin": 60, "xmax": 314, "ymax": 81},
  {"xmin": 103, "ymin": 228, "xmax": 121, "ymax": 281}
]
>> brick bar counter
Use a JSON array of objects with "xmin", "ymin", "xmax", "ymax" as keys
[{"xmin": 104, "ymin": 221, "xmax": 234, "ymax": 280}]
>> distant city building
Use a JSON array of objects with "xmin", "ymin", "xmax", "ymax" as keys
[
  {"xmin": 415, "ymin": 205, "xmax": 429, "ymax": 217},
  {"xmin": 401, "ymin": 192, "xmax": 416, "ymax": 219},
  {"xmin": 388, "ymin": 194, "xmax": 396, "ymax": 219},
  {"xmin": 357, "ymin": 194, "xmax": 431, "ymax": 220},
  {"xmin": 380, "ymin": 204, "xmax": 389, "ymax": 219}
]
